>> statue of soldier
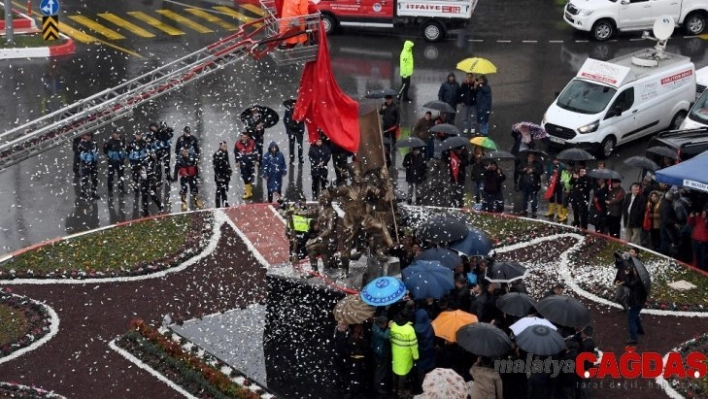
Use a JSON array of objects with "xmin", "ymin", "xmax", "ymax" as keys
[{"xmin": 299, "ymin": 189, "xmax": 339, "ymax": 272}]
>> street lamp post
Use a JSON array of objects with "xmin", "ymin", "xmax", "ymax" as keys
[{"xmin": 4, "ymin": 0, "xmax": 14, "ymax": 45}]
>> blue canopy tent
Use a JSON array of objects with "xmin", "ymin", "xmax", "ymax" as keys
[{"xmin": 655, "ymin": 152, "xmax": 708, "ymax": 193}]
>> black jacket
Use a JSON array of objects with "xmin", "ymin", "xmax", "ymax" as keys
[
  {"xmin": 308, "ymin": 144, "xmax": 331, "ymax": 176},
  {"xmin": 483, "ymin": 168, "xmax": 506, "ymax": 193},
  {"xmin": 437, "ymin": 72, "xmax": 460, "ymax": 107},
  {"xmin": 569, "ymin": 175, "xmax": 591, "ymax": 204},
  {"xmin": 517, "ymin": 160, "xmax": 543, "ymax": 191},
  {"xmin": 457, "ymin": 81, "xmax": 476, "ymax": 106},
  {"xmin": 379, "ymin": 102, "xmax": 399, "ymax": 131},
  {"xmin": 212, "ymin": 149, "xmax": 233, "ymax": 181},
  {"xmin": 103, "ymin": 137, "xmax": 126, "ymax": 163},
  {"xmin": 624, "ymin": 273, "xmax": 647, "ymax": 307},
  {"xmin": 283, "ymin": 108, "xmax": 305, "ymax": 138},
  {"xmin": 175, "ymin": 134, "xmax": 199, "ymax": 157},
  {"xmin": 622, "ymin": 193, "xmax": 647, "ymax": 228},
  {"xmin": 403, "ymin": 151, "xmax": 426, "ymax": 184}
]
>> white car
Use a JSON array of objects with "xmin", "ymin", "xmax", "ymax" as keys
[{"xmin": 563, "ymin": 0, "xmax": 708, "ymax": 41}]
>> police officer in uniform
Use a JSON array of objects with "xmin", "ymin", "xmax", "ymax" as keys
[
  {"xmin": 78, "ymin": 132, "xmax": 100, "ymax": 199},
  {"xmin": 128, "ymin": 132, "xmax": 149, "ymax": 194},
  {"xmin": 103, "ymin": 130, "xmax": 127, "ymax": 195},
  {"xmin": 138, "ymin": 151, "xmax": 163, "ymax": 217},
  {"xmin": 213, "ymin": 142, "xmax": 233, "ymax": 208},
  {"xmin": 150, "ymin": 121, "xmax": 174, "ymax": 182}
]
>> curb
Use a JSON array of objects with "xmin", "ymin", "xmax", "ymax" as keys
[
  {"xmin": 0, "ymin": 33, "xmax": 75, "ymax": 59},
  {"xmin": 0, "ymin": 8, "xmax": 37, "ymax": 30}
]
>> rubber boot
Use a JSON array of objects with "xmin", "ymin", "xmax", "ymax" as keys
[
  {"xmin": 558, "ymin": 206, "xmax": 568, "ymax": 223},
  {"xmin": 180, "ymin": 194, "xmax": 188, "ymax": 212},
  {"xmin": 545, "ymin": 203, "xmax": 556, "ymax": 219},
  {"xmin": 194, "ymin": 197, "xmax": 204, "ymax": 210},
  {"xmin": 241, "ymin": 184, "xmax": 253, "ymax": 199}
]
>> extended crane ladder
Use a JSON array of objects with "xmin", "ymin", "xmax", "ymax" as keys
[{"xmin": 0, "ymin": 12, "xmax": 319, "ymax": 173}]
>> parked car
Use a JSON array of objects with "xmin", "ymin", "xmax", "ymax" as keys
[
  {"xmin": 646, "ymin": 127, "xmax": 708, "ymax": 164},
  {"xmin": 680, "ymin": 66, "xmax": 708, "ymax": 129}
]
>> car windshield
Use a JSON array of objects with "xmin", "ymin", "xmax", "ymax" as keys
[
  {"xmin": 556, "ymin": 79, "xmax": 617, "ymax": 115},
  {"xmin": 688, "ymin": 89, "xmax": 708, "ymax": 124}
]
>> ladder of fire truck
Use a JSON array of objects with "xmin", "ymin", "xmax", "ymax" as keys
[{"xmin": 0, "ymin": 2, "xmax": 319, "ymax": 173}]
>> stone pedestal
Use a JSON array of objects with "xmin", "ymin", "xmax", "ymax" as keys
[{"xmin": 362, "ymin": 256, "xmax": 400, "ymax": 287}]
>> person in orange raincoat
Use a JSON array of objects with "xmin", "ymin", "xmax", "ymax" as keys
[{"xmin": 280, "ymin": 0, "xmax": 309, "ymax": 46}]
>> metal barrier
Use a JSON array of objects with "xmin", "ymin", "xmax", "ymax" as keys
[{"xmin": 259, "ymin": 0, "xmax": 320, "ymax": 66}]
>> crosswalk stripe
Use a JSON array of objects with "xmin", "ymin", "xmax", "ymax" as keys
[
  {"xmin": 127, "ymin": 11, "xmax": 185, "ymax": 35},
  {"xmin": 68, "ymin": 15, "xmax": 126, "ymax": 40},
  {"xmin": 156, "ymin": 9, "xmax": 215, "ymax": 33},
  {"xmin": 184, "ymin": 8, "xmax": 239, "ymax": 30},
  {"xmin": 241, "ymin": 4, "xmax": 265, "ymax": 16},
  {"xmin": 98, "ymin": 12, "xmax": 156, "ymax": 38},
  {"xmin": 213, "ymin": 6, "xmax": 258, "ymax": 25},
  {"xmin": 57, "ymin": 21, "xmax": 98, "ymax": 43}
]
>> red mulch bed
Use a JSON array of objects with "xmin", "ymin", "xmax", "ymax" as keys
[{"xmin": 0, "ymin": 223, "xmax": 266, "ymax": 399}]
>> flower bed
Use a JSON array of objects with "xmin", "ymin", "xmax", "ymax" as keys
[
  {"xmin": 0, "ymin": 212, "xmax": 214, "ymax": 280},
  {"xmin": 115, "ymin": 319, "xmax": 269, "ymax": 399},
  {"xmin": 667, "ymin": 333, "xmax": 708, "ymax": 398},
  {"xmin": 0, "ymin": 290, "xmax": 53, "ymax": 359},
  {"xmin": 0, "ymin": 382, "xmax": 66, "ymax": 398}
]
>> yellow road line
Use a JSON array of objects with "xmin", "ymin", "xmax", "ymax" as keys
[
  {"xmin": 241, "ymin": 4, "xmax": 265, "ymax": 16},
  {"xmin": 185, "ymin": 8, "xmax": 239, "ymax": 30},
  {"xmin": 155, "ymin": 9, "xmax": 214, "ymax": 34},
  {"xmin": 700, "ymin": 33, "xmax": 708, "ymax": 40},
  {"xmin": 213, "ymin": 6, "xmax": 256, "ymax": 25},
  {"xmin": 127, "ymin": 11, "xmax": 185, "ymax": 35},
  {"xmin": 98, "ymin": 12, "xmax": 156, "ymax": 38},
  {"xmin": 68, "ymin": 15, "xmax": 125, "ymax": 40}
]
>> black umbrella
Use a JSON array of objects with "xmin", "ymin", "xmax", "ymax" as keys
[
  {"xmin": 515, "ymin": 325, "xmax": 566, "ymax": 356},
  {"xmin": 629, "ymin": 256, "xmax": 651, "ymax": 294},
  {"xmin": 240, "ymin": 105, "xmax": 279, "ymax": 129},
  {"xmin": 417, "ymin": 214, "xmax": 468, "ymax": 243},
  {"xmin": 282, "ymin": 98, "xmax": 297, "ymax": 108},
  {"xmin": 496, "ymin": 293, "xmax": 538, "ymax": 317},
  {"xmin": 430, "ymin": 123, "xmax": 461, "ymax": 136},
  {"xmin": 482, "ymin": 150, "xmax": 516, "ymax": 161},
  {"xmin": 456, "ymin": 322, "xmax": 513, "ymax": 357},
  {"xmin": 365, "ymin": 88, "xmax": 398, "ymax": 99},
  {"xmin": 624, "ymin": 156, "xmax": 660, "ymax": 172},
  {"xmin": 556, "ymin": 148, "xmax": 596, "ymax": 162},
  {"xmin": 439, "ymin": 136, "xmax": 469, "ymax": 152},
  {"xmin": 587, "ymin": 168, "xmax": 623, "ymax": 180},
  {"xmin": 423, "ymin": 100, "xmax": 456, "ymax": 114},
  {"xmin": 518, "ymin": 149, "xmax": 549, "ymax": 159},
  {"xmin": 416, "ymin": 248, "xmax": 463, "ymax": 270},
  {"xmin": 485, "ymin": 262, "xmax": 528, "ymax": 284},
  {"xmin": 395, "ymin": 136, "xmax": 426, "ymax": 149},
  {"xmin": 646, "ymin": 146, "xmax": 678, "ymax": 160},
  {"xmin": 536, "ymin": 295, "xmax": 592, "ymax": 328}
]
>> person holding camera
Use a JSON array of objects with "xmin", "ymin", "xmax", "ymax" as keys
[
  {"xmin": 624, "ymin": 262, "xmax": 647, "ymax": 345},
  {"xmin": 569, "ymin": 166, "xmax": 591, "ymax": 229},
  {"xmin": 482, "ymin": 162, "xmax": 506, "ymax": 213},
  {"xmin": 613, "ymin": 248, "xmax": 638, "ymax": 311}
]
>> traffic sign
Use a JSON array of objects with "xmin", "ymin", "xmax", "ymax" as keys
[
  {"xmin": 40, "ymin": 0, "xmax": 59, "ymax": 16},
  {"xmin": 42, "ymin": 16, "xmax": 59, "ymax": 41}
]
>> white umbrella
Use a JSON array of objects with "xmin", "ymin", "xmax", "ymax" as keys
[{"xmin": 509, "ymin": 316, "xmax": 557, "ymax": 336}]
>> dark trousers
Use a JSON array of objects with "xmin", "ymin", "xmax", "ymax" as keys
[
  {"xmin": 693, "ymin": 239, "xmax": 708, "ymax": 271},
  {"xmin": 572, "ymin": 202, "xmax": 589, "ymax": 229},
  {"xmin": 215, "ymin": 178, "xmax": 230, "ymax": 208},
  {"xmin": 312, "ymin": 171, "xmax": 327, "ymax": 200},
  {"xmin": 107, "ymin": 161, "xmax": 125, "ymax": 193},
  {"xmin": 140, "ymin": 180, "xmax": 162, "ymax": 217},
  {"xmin": 155, "ymin": 151, "xmax": 171, "ymax": 182},
  {"xmin": 288, "ymin": 134, "xmax": 304, "ymax": 163},
  {"xmin": 179, "ymin": 176, "xmax": 198, "ymax": 196},
  {"xmin": 392, "ymin": 372, "xmax": 409, "ymax": 395},
  {"xmin": 240, "ymin": 163, "xmax": 255, "ymax": 184},
  {"xmin": 607, "ymin": 215, "xmax": 621, "ymax": 238},
  {"xmin": 521, "ymin": 188, "xmax": 539, "ymax": 213},
  {"xmin": 267, "ymin": 190, "xmax": 281, "ymax": 203},
  {"xmin": 628, "ymin": 305, "xmax": 644, "ymax": 341},
  {"xmin": 384, "ymin": 130, "xmax": 397, "ymax": 167},
  {"xmin": 549, "ymin": 186, "xmax": 563, "ymax": 204},
  {"xmin": 399, "ymin": 76, "xmax": 411, "ymax": 100},
  {"xmin": 425, "ymin": 137, "xmax": 435, "ymax": 160},
  {"xmin": 373, "ymin": 356, "xmax": 391, "ymax": 394},
  {"xmin": 81, "ymin": 164, "xmax": 98, "ymax": 198},
  {"xmin": 452, "ymin": 183, "xmax": 465, "ymax": 208},
  {"xmin": 483, "ymin": 191, "xmax": 504, "ymax": 213},
  {"xmin": 73, "ymin": 153, "xmax": 80, "ymax": 176},
  {"xmin": 130, "ymin": 162, "xmax": 142, "ymax": 192}
]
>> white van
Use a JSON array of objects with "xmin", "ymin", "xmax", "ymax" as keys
[
  {"xmin": 679, "ymin": 66, "xmax": 708, "ymax": 129},
  {"xmin": 542, "ymin": 50, "xmax": 696, "ymax": 158}
]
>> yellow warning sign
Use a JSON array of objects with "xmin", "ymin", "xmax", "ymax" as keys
[{"xmin": 42, "ymin": 15, "xmax": 60, "ymax": 41}]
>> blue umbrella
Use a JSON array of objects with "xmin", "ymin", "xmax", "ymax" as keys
[
  {"xmin": 360, "ymin": 276, "xmax": 407, "ymax": 306},
  {"xmin": 415, "ymin": 248, "xmax": 462, "ymax": 270},
  {"xmin": 402, "ymin": 260, "xmax": 455, "ymax": 300},
  {"xmin": 450, "ymin": 228, "xmax": 493, "ymax": 257}
]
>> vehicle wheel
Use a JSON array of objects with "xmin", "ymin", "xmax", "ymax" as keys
[
  {"xmin": 670, "ymin": 110, "xmax": 687, "ymax": 130},
  {"xmin": 422, "ymin": 21, "xmax": 445, "ymax": 42},
  {"xmin": 683, "ymin": 12, "xmax": 706, "ymax": 35},
  {"xmin": 598, "ymin": 136, "xmax": 616, "ymax": 159},
  {"xmin": 592, "ymin": 19, "xmax": 614, "ymax": 41},
  {"xmin": 321, "ymin": 13, "xmax": 337, "ymax": 34}
]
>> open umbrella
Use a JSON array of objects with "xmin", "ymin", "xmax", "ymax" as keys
[
  {"xmin": 240, "ymin": 105, "xmax": 279, "ymax": 129},
  {"xmin": 394, "ymin": 136, "xmax": 426, "ymax": 149},
  {"xmin": 496, "ymin": 293, "xmax": 537, "ymax": 317},
  {"xmin": 629, "ymin": 256, "xmax": 651, "ymax": 294},
  {"xmin": 333, "ymin": 295, "xmax": 375, "ymax": 324},
  {"xmin": 536, "ymin": 295, "xmax": 592, "ymax": 328},
  {"xmin": 416, "ymin": 248, "xmax": 463, "ymax": 270},
  {"xmin": 509, "ymin": 316, "xmax": 557, "ymax": 336},
  {"xmin": 485, "ymin": 262, "xmax": 528, "ymax": 284},
  {"xmin": 431, "ymin": 310, "xmax": 478, "ymax": 342},
  {"xmin": 365, "ymin": 88, "xmax": 398, "ymax": 99},
  {"xmin": 624, "ymin": 156, "xmax": 660, "ymax": 172},
  {"xmin": 450, "ymin": 227, "xmax": 492, "ymax": 257},
  {"xmin": 456, "ymin": 322, "xmax": 512, "ymax": 357},
  {"xmin": 518, "ymin": 148, "xmax": 549, "ymax": 159},
  {"xmin": 587, "ymin": 168, "xmax": 623, "ymax": 180},
  {"xmin": 482, "ymin": 150, "xmax": 516, "ymax": 162},
  {"xmin": 417, "ymin": 214, "xmax": 468, "ymax": 243},
  {"xmin": 513, "ymin": 122, "xmax": 548, "ymax": 140},
  {"xmin": 360, "ymin": 276, "xmax": 407, "ymax": 306},
  {"xmin": 516, "ymin": 325, "xmax": 566, "ymax": 356},
  {"xmin": 423, "ymin": 100, "xmax": 456, "ymax": 113},
  {"xmin": 282, "ymin": 98, "xmax": 296, "ymax": 108},
  {"xmin": 646, "ymin": 146, "xmax": 678, "ymax": 160},
  {"xmin": 430, "ymin": 123, "xmax": 461, "ymax": 136},
  {"xmin": 470, "ymin": 136, "xmax": 498, "ymax": 150},
  {"xmin": 439, "ymin": 136, "xmax": 470, "ymax": 152},
  {"xmin": 402, "ymin": 260, "xmax": 455, "ymax": 299},
  {"xmin": 456, "ymin": 57, "xmax": 497, "ymax": 75},
  {"xmin": 556, "ymin": 148, "xmax": 596, "ymax": 162},
  {"xmin": 422, "ymin": 368, "xmax": 469, "ymax": 399}
]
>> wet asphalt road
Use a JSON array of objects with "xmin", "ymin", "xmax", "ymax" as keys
[{"xmin": 1, "ymin": 0, "xmax": 707, "ymax": 254}]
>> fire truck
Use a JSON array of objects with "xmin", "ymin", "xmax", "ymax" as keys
[{"xmin": 313, "ymin": 0, "xmax": 477, "ymax": 42}]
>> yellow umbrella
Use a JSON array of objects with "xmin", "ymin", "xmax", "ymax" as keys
[
  {"xmin": 431, "ymin": 310, "xmax": 478, "ymax": 342},
  {"xmin": 470, "ymin": 136, "xmax": 498, "ymax": 150},
  {"xmin": 456, "ymin": 57, "xmax": 497, "ymax": 75}
]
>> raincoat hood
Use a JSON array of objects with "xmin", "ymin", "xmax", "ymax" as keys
[
  {"xmin": 447, "ymin": 72, "xmax": 456, "ymax": 80},
  {"xmin": 403, "ymin": 40, "xmax": 414, "ymax": 51},
  {"xmin": 413, "ymin": 309, "xmax": 432, "ymax": 334},
  {"xmin": 268, "ymin": 141, "xmax": 280, "ymax": 152}
]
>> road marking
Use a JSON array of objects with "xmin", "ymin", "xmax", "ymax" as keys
[
  {"xmin": 127, "ymin": 11, "xmax": 185, "ymax": 35},
  {"xmin": 699, "ymin": 33, "xmax": 708, "ymax": 40},
  {"xmin": 467, "ymin": 39, "xmax": 484, "ymax": 42},
  {"xmin": 156, "ymin": 9, "xmax": 215, "ymax": 33},
  {"xmin": 548, "ymin": 40, "xmax": 564, "ymax": 43},
  {"xmin": 98, "ymin": 12, "xmax": 156, "ymax": 38},
  {"xmin": 56, "ymin": 21, "xmax": 98, "ymax": 43},
  {"xmin": 496, "ymin": 40, "xmax": 511, "ymax": 43},
  {"xmin": 68, "ymin": 15, "xmax": 126, "ymax": 40},
  {"xmin": 575, "ymin": 40, "xmax": 589, "ymax": 43},
  {"xmin": 185, "ymin": 8, "xmax": 239, "ymax": 30},
  {"xmin": 213, "ymin": 6, "xmax": 258, "ymax": 25},
  {"xmin": 522, "ymin": 40, "xmax": 537, "ymax": 43},
  {"xmin": 241, "ymin": 4, "xmax": 265, "ymax": 16}
]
